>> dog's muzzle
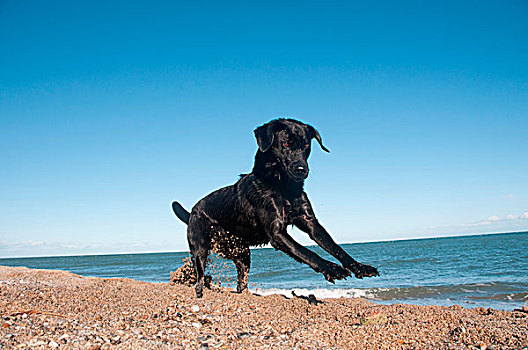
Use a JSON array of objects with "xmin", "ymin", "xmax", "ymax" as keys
[{"xmin": 292, "ymin": 163, "xmax": 309, "ymax": 180}]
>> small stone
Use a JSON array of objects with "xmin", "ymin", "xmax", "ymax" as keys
[
  {"xmin": 110, "ymin": 335, "xmax": 121, "ymax": 344},
  {"xmin": 360, "ymin": 309, "xmax": 388, "ymax": 325},
  {"xmin": 29, "ymin": 337, "xmax": 47, "ymax": 346},
  {"xmin": 192, "ymin": 305, "xmax": 200, "ymax": 312},
  {"xmin": 49, "ymin": 340, "xmax": 59, "ymax": 348},
  {"xmin": 192, "ymin": 322, "xmax": 202, "ymax": 328}
]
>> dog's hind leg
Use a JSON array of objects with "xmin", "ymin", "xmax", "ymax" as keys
[
  {"xmin": 192, "ymin": 250, "xmax": 208, "ymax": 298},
  {"xmin": 233, "ymin": 247, "xmax": 250, "ymax": 293},
  {"xmin": 209, "ymin": 229, "xmax": 251, "ymax": 293},
  {"xmin": 187, "ymin": 214, "xmax": 213, "ymax": 298}
]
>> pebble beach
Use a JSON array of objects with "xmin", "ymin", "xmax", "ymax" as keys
[{"xmin": 1, "ymin": 265, "xmax": 527, "ymax": 349}]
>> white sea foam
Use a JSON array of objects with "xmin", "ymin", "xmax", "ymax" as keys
[{"xmin": 250, "ymin": 287, "xmax": 376, "ymax": 299}]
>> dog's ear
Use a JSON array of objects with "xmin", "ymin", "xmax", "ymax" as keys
[
  {"xmin": 254, "ymin": 121, "xmax": 277, "ymax": 152},
  {"xmin": 306, "ymin": 124, "xmax": 330, "ymax": 153}
]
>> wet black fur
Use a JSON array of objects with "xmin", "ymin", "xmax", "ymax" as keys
[{"xmin": 172, "ymin": 118, "xmax": 379, "ymax": 298}]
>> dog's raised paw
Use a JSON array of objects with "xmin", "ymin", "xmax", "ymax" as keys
[
  {"xmin": 323, "ymin": 262, "xmax": 351, "ymax": 283},
  {"xmin": 350, "ymin": 263, "xmax": 379, "ymax": 279}
]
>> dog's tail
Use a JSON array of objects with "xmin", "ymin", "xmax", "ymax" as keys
[{"xmin": 172, "ymin": 201, "xmax": 190, "ymax": 225}]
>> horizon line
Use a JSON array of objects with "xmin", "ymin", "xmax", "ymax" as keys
[{"xmin": 1, "ymin": 230, "xmax": 526, "ymax": 260}]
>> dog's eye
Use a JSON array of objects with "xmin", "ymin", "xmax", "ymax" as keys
[{"xmin": 283, "ymin": 142, "xmax": 289, "ymax": 148}]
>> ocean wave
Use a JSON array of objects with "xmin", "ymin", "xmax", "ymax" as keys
[
  {"xmin": 251, "ymin": 282, "xmax": 528, "ymax": 302},
  {"xmin": 250, "ymin": 287, "xmax": 373, "ymax": 299},
  {"xmin": 470, "ymin": 291, "xmax": 528, "ymax": 301}
]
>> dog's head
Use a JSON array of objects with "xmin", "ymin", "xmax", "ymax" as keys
[{"xmin": 254, "ymin": 118, "xmax": 329, "ymax": 182}]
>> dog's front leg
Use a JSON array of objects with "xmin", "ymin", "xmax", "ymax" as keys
[
  {"xmin": 268, "ymin": 221, "xmax": 350, "ymax": 282},
  {"xmin": 295, "ymin": 218, "xmax": 379, "ymax": 278},
  {"xmin": 292, "ymin": 195, "xmax": 379, "ymax": 279}
]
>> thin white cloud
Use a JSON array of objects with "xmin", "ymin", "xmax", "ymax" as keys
[
  {"xmin": 428, "ymin": 211, "xmax": 528, "ymax": 236},
  {"xmin": 27, "ymin": 240, "xmax": 46, "ymax": 247},
  {"xmin": 461, "ymin": 220, "xmax": 491, "ymax": 227},
  {"xmin": 0, "ymin": 239, "xmax": 181, "ymax": 258}
]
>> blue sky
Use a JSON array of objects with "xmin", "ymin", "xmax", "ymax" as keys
[{"xmin": 1, "ymin": 1, "xmax": 527, "ymax": 257}]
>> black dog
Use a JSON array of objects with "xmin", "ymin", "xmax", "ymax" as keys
[{"xmin": 172, "ymin": 118, "xmax": 379, "ymax": 298}]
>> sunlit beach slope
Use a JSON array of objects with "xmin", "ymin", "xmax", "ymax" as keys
[{"xmin": 1, "ymin": 265, "xmax": 527, "ymax": 349}]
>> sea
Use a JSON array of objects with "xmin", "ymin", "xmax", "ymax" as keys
[{"xmin": 1, "ymin": 231, "xmax": 526, "ymax": 311}]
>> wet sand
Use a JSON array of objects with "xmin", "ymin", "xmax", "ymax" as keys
[{"xmin": 1, "ymin": 265, "xmax": 526, "ymax": 349}]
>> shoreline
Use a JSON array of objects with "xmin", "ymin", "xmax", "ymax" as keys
[{"xmin": 1, "ymin": 266, "xmax": 527, "ymax": 349}]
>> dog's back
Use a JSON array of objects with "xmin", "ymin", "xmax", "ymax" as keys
[{"xmin": 186, "ymin": 175, "xmax": 270, "ymax": 246}]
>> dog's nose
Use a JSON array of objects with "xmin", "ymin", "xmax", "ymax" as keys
[{"xmin": 294, "ymin": 164, "xmax": 308, "ymax": 176}]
